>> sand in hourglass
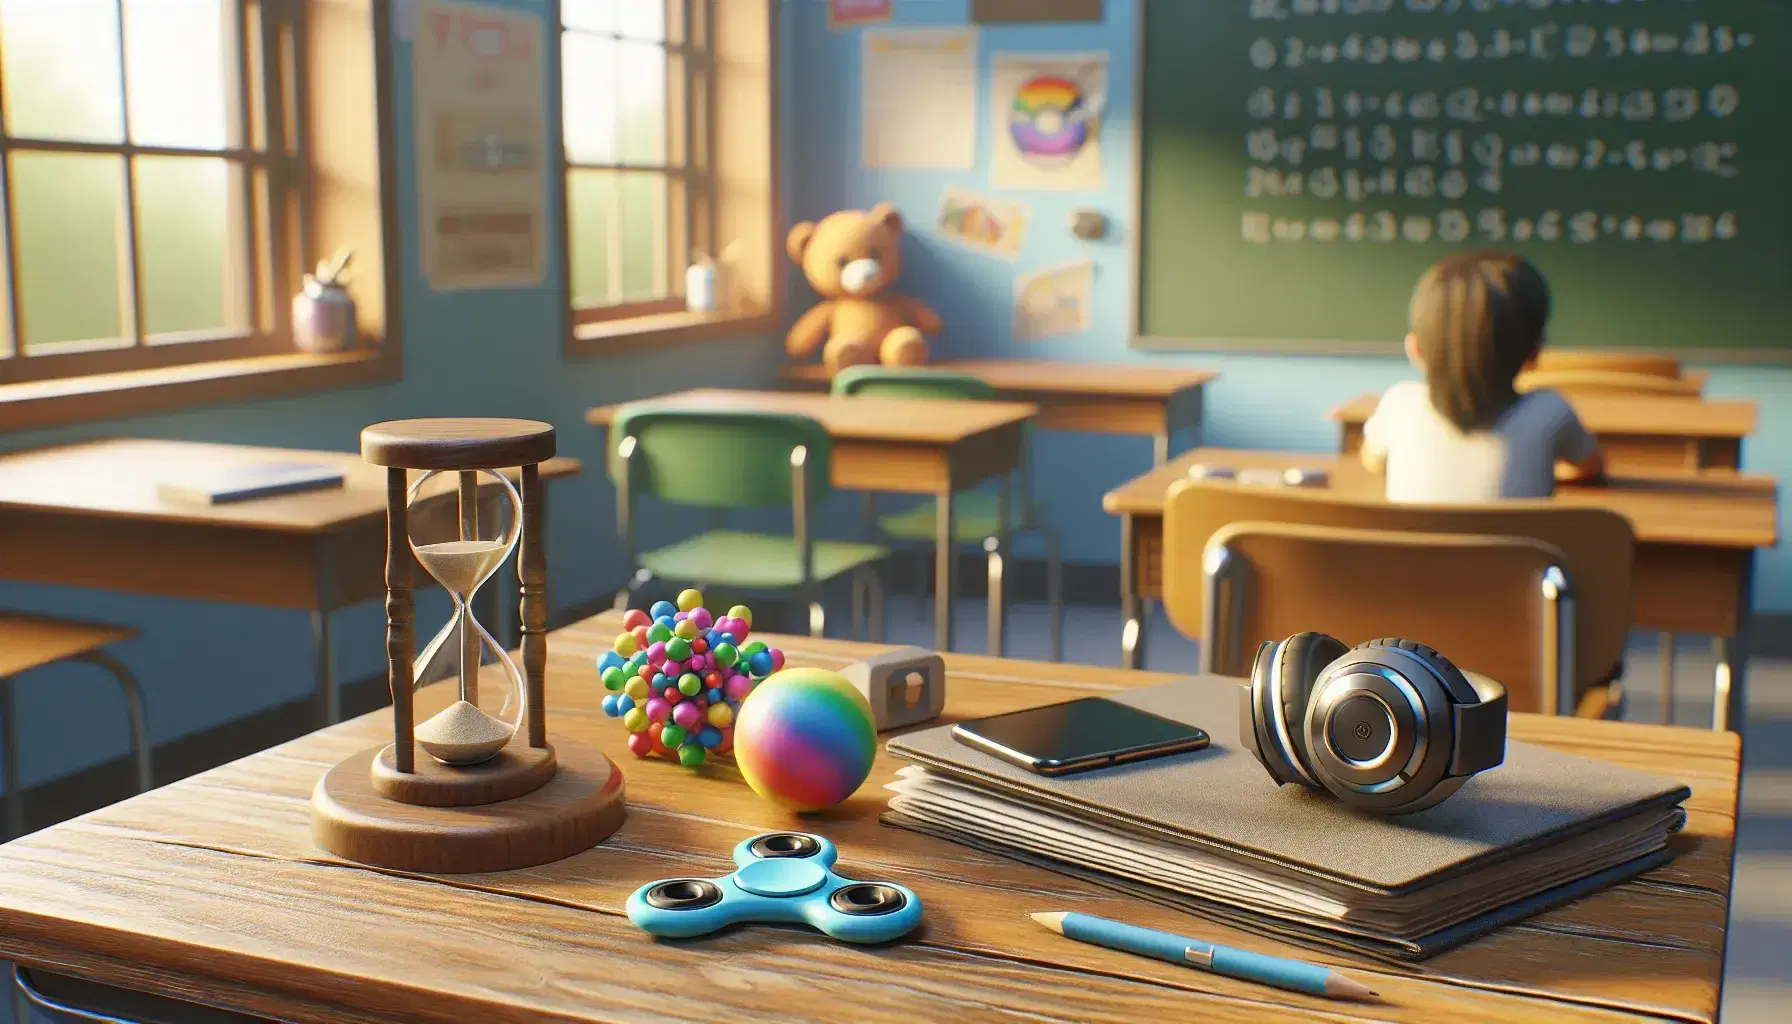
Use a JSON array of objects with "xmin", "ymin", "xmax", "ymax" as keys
[{"xmin": 412, "ymin": 539, "xmax": 512, "ymax": 765}]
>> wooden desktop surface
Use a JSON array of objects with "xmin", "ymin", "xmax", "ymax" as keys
[
  {"xmin": 0, "ymin": 438, "xmax": 581, "ymax": 610},
  {"xmin": 1104, "ymin": 448, "xmax": 1777, "ymax": 639},
  {"xmin": 0, "ymin": 611, "xmax": 1741, "ymax": 1024},
  {"xmin": 1332, "ymin": 392, "xmax": 1757, "ymax": 471},
  {"xmin": 780, "ymin": 359, "xmax": 1214, "ymax": 440},
  {"xmin": 585, "ymin": 387, "xmax": 1036, "ymax": 495}
]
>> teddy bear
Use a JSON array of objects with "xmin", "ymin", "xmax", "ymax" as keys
[{"xmin": 785, "ymin": 202, "xmax": 942, "ymax": 374}]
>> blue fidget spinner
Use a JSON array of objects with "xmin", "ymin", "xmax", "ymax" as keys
[{"xmin": 626, "ymin": 832, "xmax": 923, "ymax": 944}]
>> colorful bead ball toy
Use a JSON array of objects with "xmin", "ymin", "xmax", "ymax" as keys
[
  {"xmin": 733, "ymin": 667, "xmax": 877, "ymax": 812},
  {"xmin": 596, "ymin": 589, "xmax": 783, "ymax": 767}
]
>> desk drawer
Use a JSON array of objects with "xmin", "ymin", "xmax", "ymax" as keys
[{"xmin": 14, "ymin": 969, "xmax": 275, "ymax": 1024}]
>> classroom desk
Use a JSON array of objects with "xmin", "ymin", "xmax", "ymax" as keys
[
  {"xmin": 0, "ymin": 439, "xmax": 580, "ymax": 727},
  {"xmin": 1103, "ymin": 449, "xmax": 1779, "ymax": 733},
  {"xmin": 585, "ymin": 388, "xmax": 1035, "ymax": 653},
  {"xmin": 1331, "ymin": 391, "xmax": 1757, "ymax": 472},
  {"xmin": 781, "ymin": 358, "xmax": 1215, "ymax": 464},
  {"xmin": 0, "ymin": 611, "xmax": 1741, "ymax": 1024}
]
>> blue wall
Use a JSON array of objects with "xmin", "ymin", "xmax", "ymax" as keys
[
  {"xmin": 780, "ymin": 0, "xmax": 1792, "ymax": 609},
  {"xmin": 0, "ymin": 0, "xmax": 780, "ymax": 794}
]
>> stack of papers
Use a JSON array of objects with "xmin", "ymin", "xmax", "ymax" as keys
[{"xmin": 882, "ymin": 677, "xmax": 1691, "ymax": 961}]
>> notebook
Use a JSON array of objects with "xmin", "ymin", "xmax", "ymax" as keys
[
  {"xmin": 883, "ymin": 675, "xmax": 1690, "ymax": 960},
  {"xmin": 155, "ymin": 462, "xmax": 346, "ymax": 506}
]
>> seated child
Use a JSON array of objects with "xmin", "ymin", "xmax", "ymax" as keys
[{"xmin": 1361, "ymin": 251, "xmax": 1605, "ymax": 502}]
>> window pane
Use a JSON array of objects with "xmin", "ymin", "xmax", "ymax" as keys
[
  {"xmin": 124, "ymin": 0, "xmax": 232, "ymax": 149},
  {"xmin": 0, "ymin": 0, "xmax": 125, "ymax": 143},
  {"xmin": 564, "ymin": 0, "xmax": 663, "ymax": 41},
  {"xmin": 136, "ymin": 156, "xmax": 243, "ymax": 337},
  {"xmin": 11, "ymin": 153, "xmax": 127, "ymax": 350},
  {"xmin": 567, "ymin": 169, "xmax": 614, "ymax": 307},
  {"xmin": 614, "ymin": 0, "xmax": 664, "ymax": 42},
  {"xmin": 562, "ymin": 32, "xmax": 616, "ymax": 165},
  {"xmin": 616, "ymin": 41, "xmax": 665, "ymax": 165},
  {"xmin": 618, "ymin": 172, "xmax": 666, "ymax": 300}
]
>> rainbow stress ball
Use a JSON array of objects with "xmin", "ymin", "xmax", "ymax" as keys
[{"xmin": 733, "ymin": 667, "xmax": 878, "ymax": 812}]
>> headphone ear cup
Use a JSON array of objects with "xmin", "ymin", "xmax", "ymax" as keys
[
  {"xmin": 1276, "ymin": 632, "xmax": 1350, "ymax": 783},
  {"xmin": 1245, "ymin": 641, "xmax": 1295, "ymax": 785}
]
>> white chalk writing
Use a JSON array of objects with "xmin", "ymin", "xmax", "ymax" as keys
[{"xmin": 1242, "ymin": 209, "xmax": 1740, "ymax": 244}]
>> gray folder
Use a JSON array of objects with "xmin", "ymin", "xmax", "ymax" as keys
[{"xmin": 883, "ymin": 675, "xmax": 1689, "ymax": 959}]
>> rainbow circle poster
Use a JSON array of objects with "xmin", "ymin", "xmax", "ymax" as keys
[{"xmin": 991, "ymin": 52, "xmax": 1108, "ymax": 191}]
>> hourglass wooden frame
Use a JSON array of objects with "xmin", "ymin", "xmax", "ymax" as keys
[{"xmin": 311, "ymin": 418, "xmax": 625, "ymax": 874}]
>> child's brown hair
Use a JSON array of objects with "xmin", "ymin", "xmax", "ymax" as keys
[{"xmin": 1408, "ymin": 250, "xmax": 1552, "ymax": 431}]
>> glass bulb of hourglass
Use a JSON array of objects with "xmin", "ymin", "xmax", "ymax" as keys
[{"xmin": 406, "ymin": 468, "xmax": 525, "ymax": 765}]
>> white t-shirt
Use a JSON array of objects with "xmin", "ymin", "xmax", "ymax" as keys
[{"xmin": 1361, "ymin": 380, "xmax": 1598, "ymax": 503}]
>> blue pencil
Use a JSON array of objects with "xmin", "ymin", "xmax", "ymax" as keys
[{"xmin": 1029, "ymin": 911, "xmax": 1379, "ymax": 1002}]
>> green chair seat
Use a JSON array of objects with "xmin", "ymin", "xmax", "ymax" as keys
[
  {"xmin": 875, "ymin": 493, "xmax": 1047, "ymax": 545},
  {"xmin": 639, "ymin": 529, "xmax": 890, "ymax": 590}
]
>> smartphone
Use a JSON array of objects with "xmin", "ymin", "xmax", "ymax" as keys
[{"xmin": 951, "ymin": 697, "xmax": 1211, "ymax": 776}]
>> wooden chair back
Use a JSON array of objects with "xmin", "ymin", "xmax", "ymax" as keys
[
  {"xmin": 1159, "ymin": 480, "xmax": 1635, "ymax": 705},
  {"xmin": 1532, "ymin": 350, "xmax": 1682, "ymax": 378},
  {"xmin": 1198, "ymin": 522, "xmax": 1575, "ymax": 714}
]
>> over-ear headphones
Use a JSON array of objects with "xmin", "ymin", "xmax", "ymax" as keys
[{"xmin": 1239, "ymin": 633, "xmax": 1508, "ymax": 815}]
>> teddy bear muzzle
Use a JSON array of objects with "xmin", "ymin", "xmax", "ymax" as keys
[{"xmin": 839, "ymin": 258, "xmax": 883, "ymax": 296}]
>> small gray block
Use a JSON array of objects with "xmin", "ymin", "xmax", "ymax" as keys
[{"xmin": 840, "ymin": 647, "xmax": 947, "ymax": 732}]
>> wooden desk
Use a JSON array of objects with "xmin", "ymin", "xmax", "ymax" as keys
[
  {"xmin": 782, "ymin": 359, "xmax": 1215, "ymax": 464},
  {"xmin": 0, "ymin": 612, "xmax": 1741, "ymax": 1023},
  {"xmin": 585, "ymin": 388, "xmax": 1036, "ymax": 652},
  {"xmin": 1103, "ymin": 449, "xmax": 1779, "ymax": 733},
  {"xmin": 1331, "ymin": 391, "xmax": 1757, "ymax": 472},
  {"xmin": 0, "ymin": 439, "xmax": 581, "ymax": 726}
]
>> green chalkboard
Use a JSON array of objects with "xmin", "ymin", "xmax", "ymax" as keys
[{"xmin": 1137, "ymin": 1, "xmax": 1792, "ymax": 359}]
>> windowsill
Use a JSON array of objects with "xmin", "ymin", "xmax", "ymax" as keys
[
  {"xmin": 0, "ymin": 347, "xmax": 400, "ymax": 432},
  {"xmin": 567, "ymin": 306, "xmax": 779, "ymax": 360}
]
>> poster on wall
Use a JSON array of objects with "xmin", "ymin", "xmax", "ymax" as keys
[
  {"xmin": 936, "ymin": 187, "xmax": 1030, "ymax": 259},
  {"xmin": 829, "ymin": 0, "xmax": 892, "ymax": 29},
  {"xmin": 412, "ymin": 0, "xmax": 549, "ymax": 291},
  {"xmin": 861, "ymin": 28, "xmax": 978, "ymax": 169},
  {"xmin": 990, "ymin": 51, "xmax": 1108, "ymax": 191},
  {"xmin": 1013, "ymin": 260, "xmax": 1095, "ymax": 340}
]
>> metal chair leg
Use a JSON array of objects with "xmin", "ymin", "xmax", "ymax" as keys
[
  {"xmin": 614, "ymin": 568, "xmax": 653, "ymax": 612},
  {"xmin": 851, "ymin": 570, "xmax": 867, "ymax": 641},
  {"xmin": 1, "ymin": 676, "xmax": 19, "ymax": 841},
  {"xmin": 868, "ymin": 567, "xmax": 886, "ymax": 643},
  {"xmin": 1044, "ymin": 526, "xmax": 1065, "ymax": 664},
  {"xmin": 808, "ymin": 598, "xmax": 827, "ymax": 639},
  {"xmin": 77, "ymin": 651, "xmax": 153, "ymax": 794}
]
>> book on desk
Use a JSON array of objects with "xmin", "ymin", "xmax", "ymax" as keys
[
  {"xmin": 884, "ymin": 674, "xmax": 1689, "ymax": 962},
  {"xmin": 155, "ymin": 462, "xmax": 346, "ymax": 507}
]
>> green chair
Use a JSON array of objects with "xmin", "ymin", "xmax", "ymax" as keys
[
  {"xmin": 607, "ymin": 406, "xmax": 888, "ymax": 639},
  {"xmin": 832, "ymin": 366, "xmax": 1063, "ymax": 661}
]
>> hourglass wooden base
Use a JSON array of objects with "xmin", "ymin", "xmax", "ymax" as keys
[
  {"xmin": 312, "ymin": 737, "xmax": 626, "ymax": 874},
  {"xmin": 370, "ymin": 740, "xmax": 558, "ymax": 807}
]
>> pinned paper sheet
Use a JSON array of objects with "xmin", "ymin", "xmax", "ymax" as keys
[
  {"xmin": 829, "ymin": 0, "xmax": 892, "ymax": 29},
  {"xmin": 862, "ymin": 28, "xmax": 977, "ymax": 169},
  {"xmin": 1013, "ymin": 260, "xmax": 1095, "ymax": 340},
  {"xmin": 936, "ymin": 187, "xmax": 1029, "ymax": 259},
  {"xmin": 991, "ymin": 51, "xmax": 1108, "ymax": 191}
]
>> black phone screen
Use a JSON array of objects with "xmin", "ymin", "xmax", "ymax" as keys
[{"xmin": 952, "ymin": 697, "xmax": 1209, "ymax": 772}]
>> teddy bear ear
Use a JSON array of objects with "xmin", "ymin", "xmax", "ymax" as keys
[
  {"xmin": 869, "ymin": 202, "xmax": 904, "ymax": 232},
  {"xmin": 786, "ymin": 221, "xmax": 817, "ymax": 263}
]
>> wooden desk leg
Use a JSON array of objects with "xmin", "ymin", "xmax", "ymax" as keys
[
  {"xmin": 312, "ymin": 542, "xmax": 339, "ymax": 727},
  {"xmin": 1659, "ymin": 632, "xmax": 1677, "ymax": 725},
  {"xmin": 1, "ymin": 676, "xmax": 20, "ymax": 840},
  {"xmin": 1713, "ymin": 553, "xmax": 1756, "ymax": 734},
  {"xmin": 935, "ymin": 489, "xmax": 957, "ymax": 653},
  {"xmin": 986, "ymin": 476, "xmax": 1012, "ymax": 658},
  {"xmin": 1119, "ymin": 513, "xmax": 1147, "ymax": 671}
]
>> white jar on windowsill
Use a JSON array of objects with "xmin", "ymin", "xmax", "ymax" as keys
[{"xmin": 293, "ymin": 249, "xmax": 359, "ymax": 353}]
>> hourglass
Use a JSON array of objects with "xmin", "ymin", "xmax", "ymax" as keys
[{"xmin": 311, "ymin": 419, "xmax": 626, "ymax": 874}]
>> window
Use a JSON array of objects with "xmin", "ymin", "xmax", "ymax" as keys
[
  {"xmin": 561, "ymin": 0, "xmax": 703, "ymax": 323},
  {"xmin": 0, "ymin": 0, "xmax": 318, "ymax": 387},
  {"xmin": 560, "ymin": 0, "xmax": 776, "ymax": 346}
]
